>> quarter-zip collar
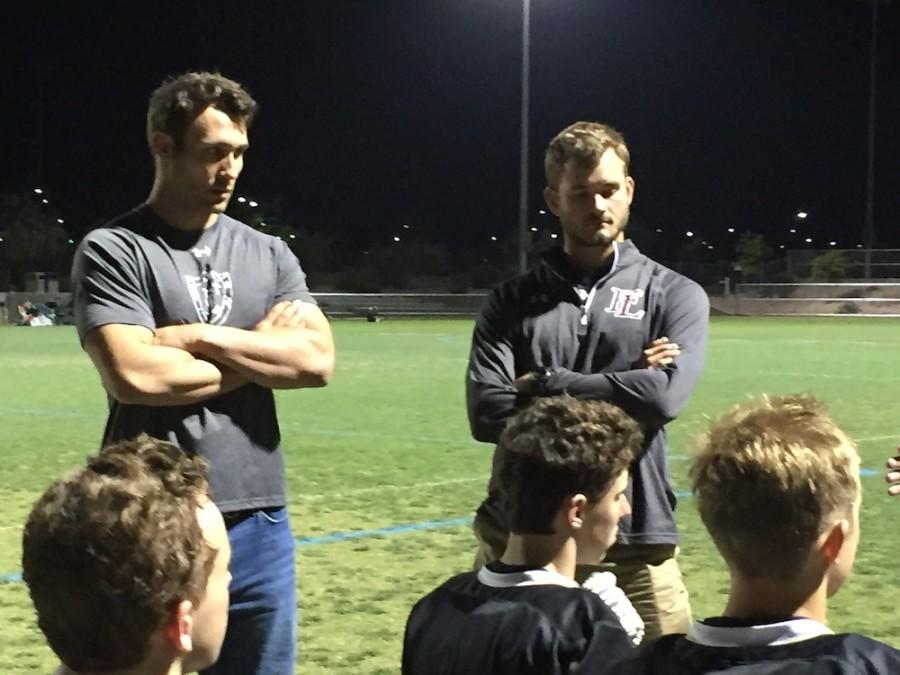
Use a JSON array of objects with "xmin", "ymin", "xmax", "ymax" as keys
[{"xmin": 538, "ymin": 241, "xmax": 640, "ymax": 327}]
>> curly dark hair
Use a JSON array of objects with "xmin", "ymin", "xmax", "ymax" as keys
[
  {"xmin": 22, "ymin": 435, "xmax": 215, "ymax": 672},
  {"xmin": 497, "ymin": 396, "xmax": 642, "ymax": 534},
  {"xmin": 146, "ymin": 71, "xmax": 257, "ymax": 148}
]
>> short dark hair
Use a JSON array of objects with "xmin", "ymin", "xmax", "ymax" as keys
[
  {"xmin": 496, "ymin": 396, "xmax": 642, "ymax": 534},
  {"xmin": 22, "ymin": 435, "xmax": 215, "ymax": 672},
  {"xmin": 544, "ymin": 121, "xmax": 631, "ymax": 189},
  {"xmin": 146, "ymin": 71, "xmax": 257, "ymax": 148}
]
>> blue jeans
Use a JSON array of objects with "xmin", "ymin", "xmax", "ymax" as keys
[{"xmin": 202, "ymin": 507, "xmax": 297, "ymax": 675}]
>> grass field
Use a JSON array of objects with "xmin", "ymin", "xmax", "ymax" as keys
[{"xmin": 1, "ymin": 316, "xmax": 898, "ymax": 673}]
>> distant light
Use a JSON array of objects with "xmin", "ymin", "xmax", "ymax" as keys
[
  {"xmin": 0, "ymin": 237, "xmax": 4, "ymax": 243},
  {"xmin": 237, "ymin": 197, "xmax": 246, "ymax": 203},
  {"xmin": 403, "ymin": 224, "xmax": 411, "ymax": 230},
  {"xmin": 57, "ymin": 218, "xmax": 64, "ymax": 224},
  {"xmin": 289, "ymin": 234, "xmax": 296, "ymax": 239},
  {"xmin": 34, "ymin": 188, "xmax": 43, "ymax": 194},
  {"xmin": 829, "ymin": 241, "xmax": 837, "ymax": 247},
  {"xmin": 530, "ymin": 227, "xmax": 538, "ymax": 232},
  {"xmin": 707, "ymin": 245, "xmax": 714, "ymax": 250},
  {"xmin": 727, "ymin": 228, "xmax": 735, "ymax": 233},
  {"xmin": 796, "ymin": 211, "xmax": 808, "ymax": 219},
  {"xmin": 41, "ymin": 199, "xmax": 49, "ymax": 204},
  {"xmin": 789, "ymin": 228, "xmax": 797, "ymax": 234},
  {"xmin": 490, "ymin": 236, "xmax": 497, "ymax": 241},
  {"xmin": 539, "ymin": 210, "xmax": 547, "ymax": 215},
  {"xmin": 779, "ymin": 244, "xmax": 785, "ymax": 249},
  {"xmin": 686, "ymin": 231, "xmax": 694, "ymax": 238},
  {"xmin": 393, "ymin": 236, "xmax": 400, "ymax": 242},
  {"xmin": 550, "ymin": 233, "xmax": 558, "ymax": 239},
  {"xmin": 804, "ymin": 238, "xmax": 812, "ymax": 243},
  {"xmin": 67, "ymin": 239, "xmax": 74, "ymax": 244},
  {"xmin": 655, "ymin": 228, "xmax": 662, "ymax": 233},
  {"xmin": 259, "ymin": 221, "xmax": 266, "ymax": 227},
  {"xmin": 248, "ymin": 200, "xmax": 258, "ymax": 208},
  {"xmin": 857, "ymin": 244, "xmax": 863, "ymax": 248}
]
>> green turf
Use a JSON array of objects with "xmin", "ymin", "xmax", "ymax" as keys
[{"xmin": 0, "ymin": 316, "xmax": 898, "ymax": 672}]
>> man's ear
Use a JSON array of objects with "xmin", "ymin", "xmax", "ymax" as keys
[
  {"xmin": 544, "ymin": 186, "xmax": 561, "ymax": 217},
  {"xmin": 149, "ymin": 131, "xmax": 175, "ymax": 159},
  {"xmin": 164, "ymin": 599, "xmax": 195, "ymax": 654},
  {"xmin": 819, "ymin": 519, "xmax": 849, "ymax": 565},
  {"xmin": 625, "ymin": 175, "xmax": 636, "ymax": 205}
]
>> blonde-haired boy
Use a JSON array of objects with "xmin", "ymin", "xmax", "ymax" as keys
[{"xmin": 623, "ymin": 395, "xmax": 900, "ymax": 673}]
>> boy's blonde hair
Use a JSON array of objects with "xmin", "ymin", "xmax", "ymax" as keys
[{"xmin": 690, "ymin": 394, "xmax": 860, "ymax": 581}]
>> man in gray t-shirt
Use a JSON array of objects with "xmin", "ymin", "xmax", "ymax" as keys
[{"xmin": 71, "ymin": 72, "xmax": 335, "ymax": 675}]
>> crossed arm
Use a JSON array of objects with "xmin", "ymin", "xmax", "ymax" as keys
[
  {"xmin": 466, "ymin": 283, "xmax": 709, "ymax": 443},
  {"xmin": 84, "ymin": 300, "xmax": 334, "ymax": 406}
]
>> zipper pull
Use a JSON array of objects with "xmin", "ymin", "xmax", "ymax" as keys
[{"xmin": 575, "ymin": 287, "xmax": 590, "ymax": 327}]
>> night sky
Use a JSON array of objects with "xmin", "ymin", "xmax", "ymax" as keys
[{"xmin": 3, "ymin": 1, "xmax": 899, "ymax": 259}]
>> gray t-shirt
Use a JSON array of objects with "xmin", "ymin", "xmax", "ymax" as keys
[{"xmin": 72, "ymin": 205, "xmax": 315, "ymax": 512}]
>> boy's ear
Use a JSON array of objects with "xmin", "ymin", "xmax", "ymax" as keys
[
  {"xmin": 564, "ymin": 494, "xmax": 588, "ymax": 530},
  {"xmin": 163, "ymin": 599, "xmax": 195, "ymax": 654},
  {"xmin": 819, "ymin": 519, "xmax": 849, "ymax": 565}
]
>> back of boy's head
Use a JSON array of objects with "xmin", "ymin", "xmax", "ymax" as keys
[
  {"xmin": 22, "ymin": 435, "xmax": 214, "ymax": 672},
  {"xmin": 691, "ymin": 394, "xmax": 860, "ymax": 582},
  {"xmin": 497, "ymin": 396, "xmax": 642, "ymax": 534}
]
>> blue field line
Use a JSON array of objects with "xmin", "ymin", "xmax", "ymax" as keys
[{"xmin": 0, "ymin": 471, "xmax": 884, "ymax": 585}]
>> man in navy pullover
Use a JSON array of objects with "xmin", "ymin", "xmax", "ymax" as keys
[{"xmin": 466, "ymin": 121, "xmax": 709, "ymax": 640}]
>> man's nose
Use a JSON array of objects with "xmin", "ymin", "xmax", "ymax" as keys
[{"xmin": 219, "ymin": 154, "xmax": 241, "ymax": 179}]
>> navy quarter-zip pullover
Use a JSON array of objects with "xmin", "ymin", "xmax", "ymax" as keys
[{"xmin": 467, "ymin": 240, "xmax": 709, "ymax": 545}]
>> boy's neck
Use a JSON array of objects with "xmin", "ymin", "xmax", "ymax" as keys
[
  {"xmin": 723, "ymin": 573, "xmax": 829, "ymax": 625},
  {"xmin": 500, "ymin": 533, "xmax": 577, "ymax": 580},
  {"xmin": 56, "ymin": 658, "xmax": 182, "ymax": 675}
]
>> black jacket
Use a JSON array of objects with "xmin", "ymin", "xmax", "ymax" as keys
[{"xmin": 466, "ymin": 241, "xmax": 709, "ymax": 544}]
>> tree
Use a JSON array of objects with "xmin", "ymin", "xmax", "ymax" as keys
[
  {"xmin": 0, "ymin": 192, "xmax": 72, "ymax": 289},
  {"xmin": 734, "ymin": 232, "xmax": 772, "ymax": 281},
  {"xmin": 227, "ymin": 200, "xmax": 335, "ymax": 274},
  {"xmin": 809, "ymin": 250, "xmax": 847, "ymax": 282}
]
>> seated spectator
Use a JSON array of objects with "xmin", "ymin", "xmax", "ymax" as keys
[
  {"xmin": 403, "ymin": 396, "xmax": 643, "ymax": 675},
  {"xmin": 22, "ymin": 435, "xmax": 231, "ymax": 675},
  {"xmin": 622, "ymin": 395, "xmax": 900, "ymax": 674}
]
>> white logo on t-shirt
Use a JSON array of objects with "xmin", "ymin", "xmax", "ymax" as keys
[{"xmin": 184, "ymin": 270, "xmax": 234, "ymax": 325}]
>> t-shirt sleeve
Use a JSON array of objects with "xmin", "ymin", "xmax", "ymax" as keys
[
  {"xmin": 71, "ymin": 229, "xmax": 156, "ymax": 342},
  {"xmin": 272, "ymin": 239, "xmax": 316, "ymax": 305}
]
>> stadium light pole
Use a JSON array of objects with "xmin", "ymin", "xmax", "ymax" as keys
[
  {"xmin": 517, "ymin": 0, "xmax": 531, "ymax": 275},
  {"xmin": 862, "ymin": 0, "xmax": 882, "ymax": 278}
]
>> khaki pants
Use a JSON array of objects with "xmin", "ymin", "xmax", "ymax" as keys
[{"xmin": 473, "ymin": 511, "xmax": 692, "ymax": 642}]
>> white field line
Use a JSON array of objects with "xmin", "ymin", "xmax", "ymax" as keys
[
  {"xmin": 706, "ymin": 370, "xmax": 900, "ymax": 382},
  {"xmin": 713, "ymin": 338, "xmax": 891, "ymax": 347},
  {"xmin": 297, "ymin": 475, "xmax": 486, "ymax": 500}
]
